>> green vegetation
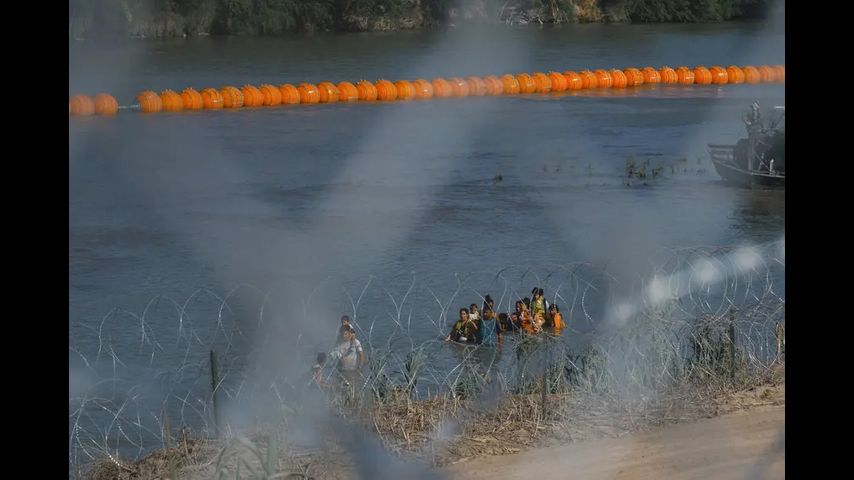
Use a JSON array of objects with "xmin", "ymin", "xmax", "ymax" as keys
[{"xmin": 69, "ymin": 0, "xmax": 774, "ymax": 39}]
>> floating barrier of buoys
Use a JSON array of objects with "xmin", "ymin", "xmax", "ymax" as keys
[{"xmin": 71, "ymin": 62, "xmax": 785, "ymax": 116}]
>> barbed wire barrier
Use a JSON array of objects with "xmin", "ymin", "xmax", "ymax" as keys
[{"xmin": 69, "ymin": 242, "xmax": 784, "ymax": 478}]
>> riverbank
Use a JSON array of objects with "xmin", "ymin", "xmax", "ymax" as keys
[
  {"xmin": 69, "ymin": 0, "xmax": 774, "ymax": 40},
  {"xmin": 81, "ymin": 364, "xmax": 784, "ymax": 479}
]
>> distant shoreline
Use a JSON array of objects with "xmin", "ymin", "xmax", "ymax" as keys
[{"xmin": 69, "ymin": 0, "xmax": 774, "ymax": 41}]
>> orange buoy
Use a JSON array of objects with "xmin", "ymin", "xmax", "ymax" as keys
[
  {"xmin": 659, "ymin": 66, "xmax": 678, "ymax": 84},
  {"xmin": 279, "ymin": 84, "xmax": 300, "ymax": 104},
  {"xmin": 466, "ymin": 76, "xmax": 487, "ymax": 96},
  {"xmin": 676, "ymin": 67, "xmax": 695, "ymax": 85},
  {"xmin": 772, "ymin": 65, "xmax": 785, "ymax": 83},
  {"xmin": 93, "ymin": 93, "xmax": 118, "ymax": 115},
  {"xmin": 432, "ymin": 78, "xmax": 454, "ymax": 98},
  {"xmin": 180, "ymin": 88, "xmax": 203, "ymax": 110},
  {"xmin": 69, "ymin": 94, "xmax": 95, "ymax": 116},
  {"xmin": 375, "ymin": 79, "xmax": 397, "ymax": 101},
  {"xmin": 532, "ymin": 72, "xmax": 552, "ymax": 93},
  {"xmin": 563, "ymin": 71, "xmax": 583, "ymax": 90},
  {"xmin": 758, "ymin": 65, "xmax": 776, "ymax": 83},
  {"xmin": 317, "ymin": 82, "xmax": 340, "ymax": 103},
  {"xmin": 259, "ymin": 84, "xmax": 283, "ymax": 106},
  {"xmin": 483, "ymin": 75, "xmax": 503, "ymax": 95},
  {"xmin": 725, "ymin": 66, "xmax": 745, "ymax": 84},
  {"xmin": 642, "ymin": 67, "xmax": 661, "ymax": 84},
  {"xmin": 516, "ymin": 73, "xmax": 536, "ymax": 94},
  {"xmin": 579, "ymin": 70, "xmax": 598, "ymax": 89},
  {"xmin": 692, "ymin": 66, "xmax": 712, "ymax": 85},
  {"xmin": 356, "ymin": 80, "xmax": 378, "ymax": 101},
  {"xmin": 709, "ymin": 66, "xmax": 728, "ymax": 85},
  {"xmin": 220, "ymin": 86, "xmax": 244, "ymax": 108},
  {"xmin": 201, "ymin": 88, "xmax": 224, "ymax": 109},
  {"xmin": 297, "ymin": 83, "xmax": 320, "ymax": 104},
  {"xmin": 500, "ymin": 74, "xmax": 520, "ymax": 95},
  {"xmin": 240, "ymin": 85, "xmax": 263, "ymax": 107},
  {"xmin": 548, "ymin": 72, "xmax": 567, "ymax": 92},
  {"xmin": 161, "ymin": 89, "xmax": 184, "ymax": 112},
  {"xmin": 594, "ymin": 69, "xmax": 613, "ymax": 89},
  {"xmin": 137, "ymin": 90, "xmax": 162, "ymax": 113},
  {"xmin": 412, "ymin": 79, "xmax": 434, "ymax": 99},
  {"xmin": 742, "ymin": 66, "xmax": 761, "ymax": 84},
  {"xmin": 448, "ymin": 77, "xmax": 469, "ymax": 97},
  {"xmin": 609, "ymin": 69, "xmax": 628, "ymax": 88},
  {"xmin": 623, "ymin": 68, "xmax": 644, "ymax": 87},
  {"xmin": 394, "ymin": 80, "xmax": 415, "ymax": 100},
  {"xmin": 337, "ymin": 81, "xmax": 359, "ymax": 101}
]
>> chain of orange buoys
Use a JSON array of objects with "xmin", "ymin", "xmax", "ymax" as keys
[{"xmin": 69, "ymin": 64, "xmax": 784, "ymax": 117}]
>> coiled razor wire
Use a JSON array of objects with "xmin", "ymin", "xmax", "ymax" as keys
[{"xmin": 69, "ymin": 242, "xmax": 784, "ymax": 477}]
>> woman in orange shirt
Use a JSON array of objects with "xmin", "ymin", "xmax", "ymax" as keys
[{"xmin": 549, "ymin": 304, "xmax": 564, "ymax": 334}]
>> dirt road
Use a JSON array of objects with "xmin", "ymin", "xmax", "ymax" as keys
[{"xmin": 448, "ymin": 405, "xmax": 784, "ymax": 480}]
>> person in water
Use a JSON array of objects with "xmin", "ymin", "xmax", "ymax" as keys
[
  {"xmin": 337, "ymin": 314, "xmax": 352, "ymax": 342},
  {"xmin": 446, "ymin": 307, "xmax": 477, "ymax": 342},
  {"xmin": 531, "ymin": 288, "xmax": 547, "ymax": 319},
  {"xmin": 548, "ymin": 304, "xmax": 564, "ymax": 330},
  {"xmin": 469, "ymin": 304, "xmax": 480, "ymax": 322},
  {"xmin": 331, "ymin": 325, "xmax": 366, "ymax": 372},
  {"xmin": 483, "ymin": 294, "xmax": 494, "ymax": 310},
  {"xmin": 477, "ymin": 306, "xmax": 501, "ymax": 346}
]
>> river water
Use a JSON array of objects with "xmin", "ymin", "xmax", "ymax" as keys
[{"xmin": 69, "ymin": 21, "xmax": 784, "ymax": 465}]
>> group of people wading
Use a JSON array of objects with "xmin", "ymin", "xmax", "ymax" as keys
[{"xmin": 444, "ymin": 288, "xmax": 564, "ymax": 345}]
